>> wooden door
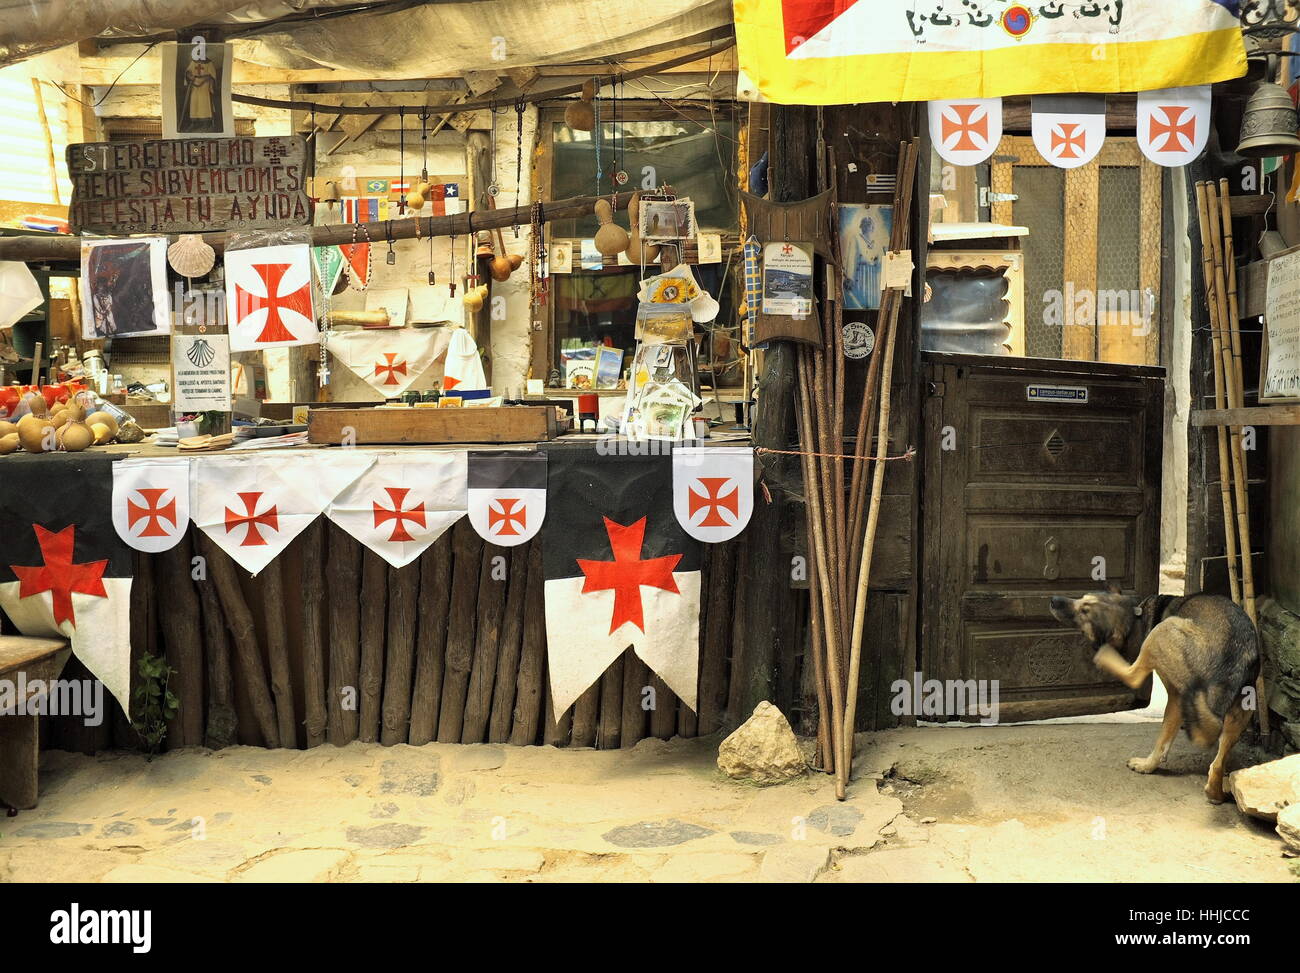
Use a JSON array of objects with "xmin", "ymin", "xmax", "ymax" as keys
[{"xmin": 921, "ymin": 353, "xmax": 1164, "ymax": 721}]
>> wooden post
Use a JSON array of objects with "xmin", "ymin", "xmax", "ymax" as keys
[
  {"xmin": 357, "ymin": 548, "xmax": 388, "ymax": 743},
  {"xmin": 510, "ymin": 544, "xmax": 547, "ymax": 746},
  {"xmin": 196, "ymin": 550, "xmax": 237, "ymax": 750},
  {"xmin": 621, "ymin": 652, "xmax": 650, "ymax": 747},
  {"xmin": 380, "ymin": 560, "xmax": 420, "ymax": 745},
  {"xmin": 156, "ymin": 533, "xmax": 204, "ymax": 747},
  {"xmin": 298, "ymin": 519, "xmax": 328, "ymax": 748},
  {"xmin": 326, "ymin": 522, "xmax": 361, "ymax": 744},
  {"xmin": 597, "ymin": 655, "xmax": 624, "ymax": 750},
  {"xmin": 488, "ymin": 541, "xmax": 531, "ymax": 743},
  {"xmin": 198, "ymin": 533, "xmax": 279, "ymax": 748},
  {"xmin": 696, "ymin": 540, "xmax": 735, "ymax": 735},
  {"xmin": 436, "ymin": 520, "xmax": 483, "ymax": 742},
  {"xmin": 461, "ymin": 545, "xmax": 511, "ymax": 743},
  {"xmin": 409, "ymin": 530, "xmax": 453, "ymax": 745},
  {"xmin": 260, "ymin": 553, "xmax": 298, "ymax": 748}
]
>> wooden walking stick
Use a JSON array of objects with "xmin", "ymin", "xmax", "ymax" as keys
[
  {"xmin": 1217, "ymin": 179, "xmax": 1269, "ymax": 731},
  {"xmin": 1194, "ymin": 182, "xmax": 1241, "ymax": 606}
]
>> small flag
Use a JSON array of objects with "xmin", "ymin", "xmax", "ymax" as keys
[
  {"xmin": 929, "ymin": 98, "xmax": 1002, "ymax": 167},
  {"xmin": 1031, "ymin": 95, "xmax": 1107, "ymax": 169},
  {"xmin": 224, "ymin": 244, "xmax": 319, "ymax": 351},
  {"xmin": 468, "ymin": 451, "xmax": 547, "ymax": 547},
  {"xmin": 672, "ymin": 446, "xmax": 754, "ymax": 543},
  {"xmin": 1137, "ymin": 86, "xmax": 1211, "ymax": 167},
  {"xmin": 111, "ymin": 457, "xmax": 190, "ymax": 554}
]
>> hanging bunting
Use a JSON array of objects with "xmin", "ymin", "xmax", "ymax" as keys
[
  {"xmin": 0, "ymin": 455, "xmax": 133, "ymax": 710},
  {"xmin": 1031, "ymin": 95, "xmax": 1108, "ymax": 169},
  {"xmin": 734, "ymin": 0, "xmax": 1246, "ymax": 105},
  {"xmin": 192, "ymin": 452, "xmax": 374, "ymax": 576},
  {"xmin": 542, "ymin": 448, "xmax": 701, "ymax": 715},
  {"xmin": 467, "ymin": 451, "xmax": 547, "ymax": 547},
  {"xmin": 1137, "ymin": 85, "xmax": 1211, "ymax": 167},
  {"xmin": 312, "ymin": 246, "xmax": 345, "ymax": 294},
  {"xmin": 111, "ymin": 457, "xmax": 191, "ymax": 554},
  {"xmin": 340, "ymin": 241, "xmax": 371, "ymax": 289},
  {"xmin": 224, "ymin": 244, "xmax": 318, "ymax": 352},
  {"xmin": 326, "ymin": 452, "xmax": 467, "ymax": 568},
  {"xmin": 929, "ymin": 99, "xmax": 1003, "ymax": 167},
  {"xmin": 672, "ymin": 446, "xmax": 754, "ymax": 544},
  {"xmin": 325, "ymin": 328, "xmax": 450, "ymax": 398}
]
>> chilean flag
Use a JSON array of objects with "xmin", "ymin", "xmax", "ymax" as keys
[
  {"xmin": 541, "ymin": 447, "xmax": 701, "ymax": 716},
  {"xmin": 0, "ymin": 454, "xmax": 133, "ymax": 710}
]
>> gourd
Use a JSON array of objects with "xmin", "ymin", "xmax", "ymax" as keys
[
  {"xmin": 0, "ymin": 432, "xmax": 19, "ymax": 455},
  {"xmin": 564, "ymin": 80, "xmax": 598, "ymax": 132},
  {"xmin": 593, "ymin": 198, "xmax": 629, "ymax": 257},
  {"xmin": 56, "ymin": 401, "xmax": 94, "ymax": 452},
  {"xmin": 86, "ymin": 411, "xmax": 119, "ymax": 444},
  {"xmin": 17, "ymin": 412, "xmax": 53, "ymax": 453}
]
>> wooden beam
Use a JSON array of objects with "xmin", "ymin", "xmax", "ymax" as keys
[
  {"xmin": 1191, "ymin": 405, "xmax": 1300, "ymax": 426},
  {"xmin": 0, "ymin": 189, "xmax": 636, "ymax": 262},
  {"xmin": 1230, "ymin": 193, "xmax": 1274, "ymax": 218}
]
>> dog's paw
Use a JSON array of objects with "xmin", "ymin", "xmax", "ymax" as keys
[
  {"xmin": 1127, "ymin": 756, "xmax": 1158, "ymax": 774},
  {"xmin": 1204, "ymin": 783, "xmax": 1227, "ymax": 804}
]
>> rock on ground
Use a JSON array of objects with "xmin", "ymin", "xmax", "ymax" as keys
[
  {"xmin": 1277, "ymin": 803, "xmax": 1300, "ymax": 854},
  {"xmin": 1226, "ymin": 753, "xmax": 1300, "ymax": 822},
  {"xmin": 717, "ymin": 701, "xmax": 806, "ymax": 785}
]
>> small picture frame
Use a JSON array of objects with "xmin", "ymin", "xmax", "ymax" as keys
[
  {"xmin": 549, "ymin": 241, "xmax": 573, "ymax": 274},
  {"xmin": 639, "ymin": 198, "xmax": 696, "ymax": 241},
  {"xmin": 161, "ymin": 36, "xmax": 235, "ymax": 139}
]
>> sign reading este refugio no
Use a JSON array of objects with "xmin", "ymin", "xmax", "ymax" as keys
[{"xmin": 67, "ymin": 136, "xmax": 310, "ymax": 235}]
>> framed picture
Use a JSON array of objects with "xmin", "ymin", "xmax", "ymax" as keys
[
  {"xmin": 161, "ymin": 38, "xmax": 235, "ymax": 139},
  {"xmin": 839, "ymin": 203, "xmax": 893, "ymax": 310},
  {"xmin": 639, "ymin": 198, "xmax": 696, "ymax": 241},
  {"xmin": 761, "ymin": 241, "xmax": 814, "ymax": 318},
  {"xmin": 79, "ymin": 238, "xmax": 171, "ymax": 339}
]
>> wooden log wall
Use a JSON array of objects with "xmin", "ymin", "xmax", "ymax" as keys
[{"xmin": 38, "ymin": 522, "xmax": 750, "ymax": 754}]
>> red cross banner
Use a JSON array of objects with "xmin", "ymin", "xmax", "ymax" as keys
[
  {"xmin": 542, "ymin": 448, "xmax": 701, "ymax": 715},
  {"xmin": 223, "ymin": 244, "xmax": 319, "ymax": 352},
  {"xmin": 326, "ymin": 451, "xmax": 468, "ymax": 568},
  {"xmin": 324, "ymin": 328, "xmax": 451, "ymax": 398},
  {"xmin": 672, "ymin": 446, "xmax": 754, "ymax": 544},
  {"xmin": 733, "ymin": 0, "xmax": 1245, "ymax": 104},
  {"xmin": 192, "ymin": 452, "xmax": 375, "ymax": 575},
  {"xmin": 111, "ymin": 457, "xmax": 190, "ymax": 554},
  {"xmin": 929, "ymin": 98, "xmax": 1002, "ymax": 168},
  {"xmin": 467, "ymin": 451, "xmax": 547, "ymax": 547},
  {"xmin": 1030, "ymin": 94, "xmax": 1107, "ymax": 169},
  {"xmin": 0, "ymin": 455, "xmax": 133, "ymax": 709},
  {"xmin": 1137, "ymin": 85, "xmax": 1211, "ymax": 167}
]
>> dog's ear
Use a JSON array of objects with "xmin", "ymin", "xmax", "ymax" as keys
[{"xmin": 1106, "ymin": 582, "xmax": 1122, "ymax": 595}]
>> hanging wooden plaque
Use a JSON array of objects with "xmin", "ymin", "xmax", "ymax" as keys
[{"xmin": 66, "ymin": 135, "xmax": 311, "ymax": 235}]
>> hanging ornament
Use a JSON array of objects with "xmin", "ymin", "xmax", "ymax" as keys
[
  {"xmin": 564, "ymin": 78, "xmax": 597, "ymax": 132},
  {"xmin": 168, "ymin": 234, "xmax": 215, "ymax": 278},
  {"xmin": 487, "ymin": 104, "xmax": 500, "ymax": 198}
]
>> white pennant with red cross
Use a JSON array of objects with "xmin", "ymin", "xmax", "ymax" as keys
[
  {"xmin": 1030, "ymin": 95, "xmax": 1107, "ymax": 170},
  {"xmin": 1137, "ymin": 86, "xmax": 1210, "ymax": 168},
  {"xmin": 223, "ymin": 244, "xmax": 319, "ymax": 352},
  {"xmin": 325, "ymin": 451, "xmax": 467, "ymax": 567},
  {"xmin": 111, "ymin": 457, "xmax": 191, "ymax": 553},
  {"xmin": 191, "ymin": 452, "xmax": 375, "ymax": 575},
  {"xmin": 928, "ymin": 98, "xmax": 1002, "ymax": 167},
  {"xmin": 672, "ymin": 446, "xmax": 754, "ymax": 543},
  {"xmin": 324, "ymin": 328, "xmax": 450, "ymax": 398}
]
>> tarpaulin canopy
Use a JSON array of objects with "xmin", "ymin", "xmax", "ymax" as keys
[
  {"xmin": 1, "ymin": 0, "xmax": 735, "ymax": 75},
  {"xmin": 734, "ymin": 0, "xmax": 1248, "ymax": 104}
]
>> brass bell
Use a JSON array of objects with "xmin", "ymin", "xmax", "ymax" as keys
[{"xmin": 1237, "ymin": 56, "xmax": 1300, "ymax": 159}]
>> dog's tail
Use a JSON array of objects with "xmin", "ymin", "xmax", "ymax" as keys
[{"xmin": 1181, "ymin": 687, "xmax": 1222, "ymax": 748}]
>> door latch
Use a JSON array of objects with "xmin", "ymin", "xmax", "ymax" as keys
[
  {"xmin": 980, "ymin": 187, "xmax": 1019, "ymax": 208},
  {"xmin": 1043, "ymin": 535, "xmax": 1060, "ymax": 581}
]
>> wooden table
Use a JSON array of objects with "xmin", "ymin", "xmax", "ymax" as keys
[{"xmin": 0, "ymin": 636, "xmax": 71, "ymax": 810}]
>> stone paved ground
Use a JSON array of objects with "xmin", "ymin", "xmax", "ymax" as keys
[{"xmin": 1, "ymin": 723, "xmax": 1294, "ymax": 882}]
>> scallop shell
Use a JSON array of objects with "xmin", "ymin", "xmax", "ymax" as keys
[{"xmin": 168, "ymin": 234, "xmax": 216, "ymax": 278}]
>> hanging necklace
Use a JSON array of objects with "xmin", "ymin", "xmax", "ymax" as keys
[
  {"xmin": 487, "ymin": 103, "xmax": 500, "ymax": 199},
  {"xmin": 397, "ymin": 107, "xmax": 406, "ymax": 215},
  {"xmin": 513, "ymin": 99, "xmax": 525, "ymax": 239}
]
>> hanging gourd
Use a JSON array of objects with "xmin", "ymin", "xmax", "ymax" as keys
[
  {"xmin": 593, "ymin": 198, "xmax": 629, "ymax": 257},
  {"xmin": 564, "ymin": 79, "xmax": 597, "ymax": 132}
]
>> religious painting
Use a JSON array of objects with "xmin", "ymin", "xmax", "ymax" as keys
[
  {"xmin": 161, "ymin": 39, "xmax": 235, "ymax": 139},
  {"xmin": 838, "ymin": 203, "xmax": 893, "ymax": 310},
  {"xmin": 79, "ymin": 238, "xmax": 171, "ymax": 340}
]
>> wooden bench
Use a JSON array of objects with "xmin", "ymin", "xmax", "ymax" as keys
[{"xmin": 0, "ymin": 635, "xmax": 72, "ymax": 810}]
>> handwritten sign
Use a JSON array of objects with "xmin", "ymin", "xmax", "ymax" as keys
[
  {"xmin": 67, "ymin": 136, "xmax": 310, "ymax": 235},
  {"xmin": 1263, "ymin": 248, "xmax": 1300, "ymax": 403}
]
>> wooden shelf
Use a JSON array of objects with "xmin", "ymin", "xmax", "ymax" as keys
[{"xmin": 1191, "ymin": 405, "xmax": 1300, "ymax": 426}]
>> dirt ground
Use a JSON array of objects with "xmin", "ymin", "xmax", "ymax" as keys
[{"xmin": 1, "ymin": 722, "xmax": 1294, "ymax": 883}]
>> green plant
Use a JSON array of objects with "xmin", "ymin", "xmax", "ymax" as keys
[{"xmin": 131, "ymin": 653, "xmax": 179, "ymax": 756}]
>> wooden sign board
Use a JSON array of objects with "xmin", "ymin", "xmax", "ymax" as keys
[{"xmin": 66, "ymin": 136, "xmax": 311, "ymax": 235}]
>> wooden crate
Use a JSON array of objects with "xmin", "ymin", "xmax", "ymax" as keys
[{"xmin": 307, "ymin": 405, "xmax": 559, "ymax": 445}]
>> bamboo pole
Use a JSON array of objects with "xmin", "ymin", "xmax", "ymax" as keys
[
  {"xmin": 1217, "ymin": 179, "xmax": 1269, "ymax": 733},
  {"xmin": 1194, "ymin": 182, "xmax": 1242, "ymax": 605}
]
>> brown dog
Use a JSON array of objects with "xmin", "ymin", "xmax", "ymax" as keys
[{"xmin": 1049, "ymin": 585, "xmax": 1259, "ymax": 803}]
